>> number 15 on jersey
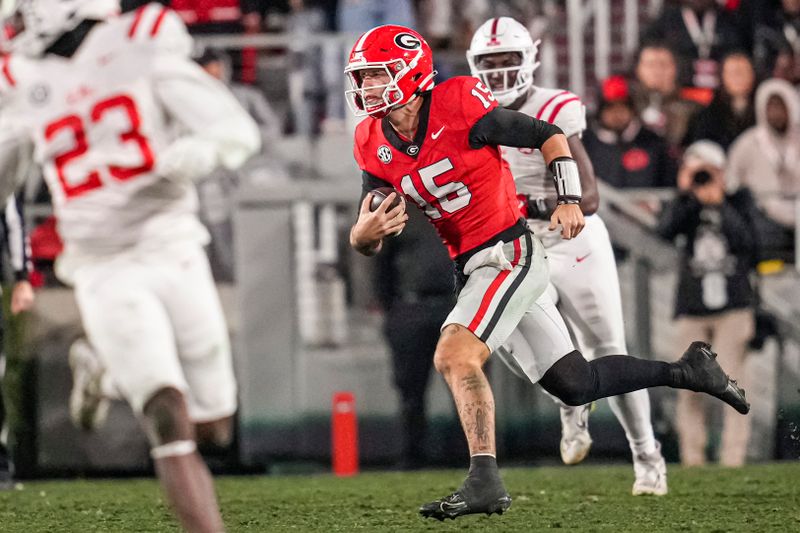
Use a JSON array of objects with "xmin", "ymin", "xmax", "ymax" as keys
[{"xmin": 400, "ymin": 157, "xmax": 472, "ymax": 220}]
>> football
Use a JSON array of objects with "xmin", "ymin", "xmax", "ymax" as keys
[
  {"xmin": 369, "ymin": 187, "xmax": 405, "ymax": 237},
  {"xmin": 369, "ymin": 187, "xmax": 404, "ymax": 212}
]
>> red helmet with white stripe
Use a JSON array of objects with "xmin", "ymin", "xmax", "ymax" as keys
[
  {"xmin": 467, "ymin": 17, "xmax": 540, "ymax": 106},
  {"xmin": 344, "ymin": 25, "xmax": 435, "ymax": 119}
]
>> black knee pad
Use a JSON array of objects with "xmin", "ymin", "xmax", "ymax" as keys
[
  {"xmin": 539, "ymin": 350, "xmax": 595, "ymax": 406},
  {"xmin": 553, "ymin": 386, "xmax": 592, "ymax": 407}
]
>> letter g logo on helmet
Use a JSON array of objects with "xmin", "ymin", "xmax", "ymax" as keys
[{"xmin": 394, "ymin": 33, "xmax": 421, "ymax": 50}]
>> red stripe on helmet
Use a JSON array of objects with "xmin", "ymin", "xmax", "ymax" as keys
[{"xmin": 487, "ymin": 18, "xmax": 500, "ymax": 46}]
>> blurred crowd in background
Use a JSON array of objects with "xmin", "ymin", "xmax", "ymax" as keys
[
  {"xmin": 98, "ymin": 0, "xmax": 799, "ymax": 261},
  {"xmin": 21, "ymin": 0, "xmax": 799, "ymax": 277},
  {"xmin": 7, "ymin": 0, "xmax": 799, "ymax": 473}
]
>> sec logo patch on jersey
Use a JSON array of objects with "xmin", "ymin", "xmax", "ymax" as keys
[
  {"xmin": 377, "ymin": 145, "xmax": 392, "ymax": 163},
  {"xmin": 29, "ymin": 84, "xmax": 50, "ymax": 106}
]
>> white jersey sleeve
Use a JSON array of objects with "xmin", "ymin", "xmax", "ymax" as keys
[
  {"xmin": 549, "ymin": 97, "xmax": 586, "ymax": 139},
  {"xmin": 0, "ymin": 54, "xmax": 32, "ymax": 202},
  {"xmin": 500, "ymin": 87, "xmax": 587, "ymax": 247},
  {"xmin": 148, "ymin": 9, "xmax": 260, "ymax": 176},
  {"xmin": 0, "ymin": 5, "xmax": 260, "ymax": 261},
  {"xmin": 0, "ymin": 113, "xmax": 34, "ymax": 204},
  {"xmin": 501, "ymin": 88, "xmax": 586, "ymax": 203}
]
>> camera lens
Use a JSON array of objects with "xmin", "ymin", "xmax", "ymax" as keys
[{"xmin": 692, "ymin": 170, "xmax": 712, "ymax": 185}]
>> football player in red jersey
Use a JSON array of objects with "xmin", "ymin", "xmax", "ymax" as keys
[{"xmin": 345, "ymin": 25, "xmax": 749, "ymax": 521}]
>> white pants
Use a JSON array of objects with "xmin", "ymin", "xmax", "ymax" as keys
[
  {"xmin": 498, "ymin": 216, "xmax": 657, "ymax": 456},
  {"xmin": 545, "ymin": 215, "xmax": 627, "ymax": 357},
  {"xmin": 73, "ymin": 244, "xmax": 237, "ymax": 422},
  {"xmin": 444, "ymin": 229, "xmax": 570, "ymax": 382},
  {"xmin": 496, "ymin": 215, "xmax": 626, "ymax": 378}
]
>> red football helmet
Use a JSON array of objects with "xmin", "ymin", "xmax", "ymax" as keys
[{"xmin": 344, "ymin": 25, "xmax": 435, "ymax": 119}]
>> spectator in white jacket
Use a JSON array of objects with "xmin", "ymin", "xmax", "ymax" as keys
[{"xmin": 727, "ymin": 78, "xmax": 800, "ymax": 258}]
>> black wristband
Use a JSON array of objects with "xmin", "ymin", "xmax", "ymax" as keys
[{"xmin": 557, "ymin": 197, "xmax": 581, "ymax": 205}]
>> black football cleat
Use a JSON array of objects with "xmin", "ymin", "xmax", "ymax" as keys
[
  {"xmin": 419, "ymin": 487, "xmax": 512, "ymax": 521},
  {"xmin": 675, "ymin": 341, "xmax": 750, "ymax": 414}
]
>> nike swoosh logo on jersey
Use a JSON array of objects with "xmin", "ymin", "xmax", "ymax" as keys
[
  {"xmin": 431, "ymin": 126, "xmax": 445, "ymax": 139},
  {"xmin": 576, "ymin": 253, "xmax": 591, "ymax": 263}
]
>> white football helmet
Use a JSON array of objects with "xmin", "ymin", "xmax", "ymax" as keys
[
  {"xmin": 467, "ymin": 17, "xmax": 540, "ymax": 106},
  {"xmin": 0, "ymin": 0, "xmax": 118, "ymax": 56}
]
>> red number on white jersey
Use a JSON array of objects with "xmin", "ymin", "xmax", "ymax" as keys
[
  {"xmin": 44, "ymin": 94, "xmax": 155, "ymax": 199},
  {"xmin": 45, "ymin": 115, "xmax": 103, "ymax": 198}
]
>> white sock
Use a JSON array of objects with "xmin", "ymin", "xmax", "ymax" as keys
[{"xmin": 607, "ymin": 390, "xmax": 658, "ymax": 458}]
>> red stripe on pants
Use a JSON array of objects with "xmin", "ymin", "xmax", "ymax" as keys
[{"xmin": 467, "ymin": 239, "xmax": 522, "ymax": 332}]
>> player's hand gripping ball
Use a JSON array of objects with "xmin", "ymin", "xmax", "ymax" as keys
[
  {"xmin": 369, "ymin": 187, "xmax": 403, "ymax": 211},
  {"xmin": 369, "ymin": 187, "xmax": 405, "ymax": 237}
]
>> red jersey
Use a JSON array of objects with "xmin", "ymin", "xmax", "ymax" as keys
[{"xmin": 354, "ymin": 76, "xmax": 523, "ymax": 259}]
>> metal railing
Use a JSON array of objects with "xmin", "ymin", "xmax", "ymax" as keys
[
  {"xmin": 597, "ymin": 182, "xmax": 800, "ymax": 343},
  {"xmin": 193, "ymin": 0, "xmax": 646, "ymax": 115}
]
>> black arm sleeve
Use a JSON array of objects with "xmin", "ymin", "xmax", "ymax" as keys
[{"xmin": 468, "ymin": 107, "xmax": 564, "ymax": 150}]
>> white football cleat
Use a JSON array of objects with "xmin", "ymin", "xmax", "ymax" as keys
[
  {"xmin": 632, "ymin": 443, "xmax": 668, "ymax": 496},
  {"xmin": 559, "ymin": 403, "xmax": 593, "ymax": 465},
  {"xmin": 69, "ymin": 338, "xmax": 110, "ymax": 431}
]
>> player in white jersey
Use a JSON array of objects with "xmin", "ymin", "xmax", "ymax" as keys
[
  {"xmin": 468, "ymin": 17, "xmax": 667, "ymax": 496},
  {"xmin": 0, "ymin": 0, "xmax": 260, "ymax": 530}
]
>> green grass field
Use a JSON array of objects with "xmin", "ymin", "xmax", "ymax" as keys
[{"xmin": 1, "ymin": 463, "xmax": 798, "ymax": 532}]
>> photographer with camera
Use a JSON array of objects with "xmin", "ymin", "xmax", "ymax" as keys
[{"xmin": 657, "ymin": 141, "xmax": 758, "ymax": 467}]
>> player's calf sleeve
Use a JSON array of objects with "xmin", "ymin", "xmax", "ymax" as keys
[{"xmin": 539, "ymin": 351, "xmax": 674, "ymax": 406}]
